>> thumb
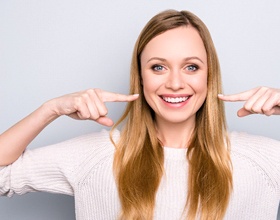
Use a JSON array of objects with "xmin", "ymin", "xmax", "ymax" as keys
[
  {"xmin": 237, "ymin": 108, "xmax": 253, "ymax": 117},
  {"xmin": 95, "ymin": 116, "xmax": 114, "ymax": 127}
]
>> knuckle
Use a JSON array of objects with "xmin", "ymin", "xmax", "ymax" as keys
[
  {"xmin": 258, "ymin": 86, "xmax": 267, "ymax": 91},
  {"xmin": 78, "ymin": 112, "xmax": 90, "ymax": 120},
  {"xmin": 262, "ymin": 107, "xmax": 273, "ymax": 116},
  {"xmin": 263, "ymin": 110, "xmax": 272, "ymax": 116},
  {"xmin": 243, "ymin": 103, "xmax": 251, "ymax": 111},
  {"xmin": 84, "ymin": 88, "xmax": 98, "ymax": 98},
  {"xmin": 264, "ymin": 112, "xmax": 272, "ymax": 116},
  {"xmin": 91, "ymin": 114, "xmax": 100, "ymax": 120},
  {"xmin": 262, "ymin": 106, "xmax": 270, "ymax": 113},
  {"xmin": 85, "ymin": 89, "xmax": 93, "ymax": 95},
  {"xmin": 100, "ymin": 108, "xmax": 108, "ymax": 116},
  {"xmin": 93, "ymin": 88, "xmax": 102, "ymax": 95},
  {"xmin": 83, "ymin": 114, "xmax": 91, "ymax": 119},
  {"xmin": 93, "ymin": 88, "xmax": 105, "ymax": 100},
  {"xmin": 82, "ymin": 91, "xmax": 91, "ymax": 99},
  {"xmin": 251, "ymin": 107, "xmax": 259, "ymax": 113}
]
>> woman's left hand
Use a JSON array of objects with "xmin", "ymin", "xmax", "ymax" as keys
[{"xmin": 218, "ymin": 87, "xmax": 280, "ymax": 117}]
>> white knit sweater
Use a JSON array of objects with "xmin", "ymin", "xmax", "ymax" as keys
[{"xmin": 0, "ymin": 130, "xmax": 280, "ymax": 219}]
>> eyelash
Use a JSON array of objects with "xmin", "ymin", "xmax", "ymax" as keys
[
  {"xmin": 151, "ymin": 64, "xmax": 199, "ymax": 72},
  {"xmin": 186, "ymin": 64, "xmax": 199, "ymax": 71},
  {"xmin": 151, "ymin": 64, "xmax": 165, "ymax": 71}
]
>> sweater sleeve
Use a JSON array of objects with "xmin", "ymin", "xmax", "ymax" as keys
[{"xmin": 0, "ymin": 129, "xmax": 116, "ymax": 197}]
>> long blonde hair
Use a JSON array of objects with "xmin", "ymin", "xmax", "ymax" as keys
[{"xmin": 111, "ymin": 9, "xmax": 232, "ymax": 220}]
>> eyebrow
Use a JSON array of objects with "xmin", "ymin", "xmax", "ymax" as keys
[{"xmin": 147, "ymin": 56, "xmax": 205, "ymax": 64}]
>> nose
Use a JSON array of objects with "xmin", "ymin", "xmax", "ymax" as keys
[{"xmin": 165, "ymin": 69, "xmax": 185, "ymax": 90}]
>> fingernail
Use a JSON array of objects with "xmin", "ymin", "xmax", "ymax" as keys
[
  {"xmin": 133, "ymin": 94, "xmax": 139, "ymax": 96},
  {"xmin": 218, "ymin": 94, "xmax": 224, "ymax": 97}
]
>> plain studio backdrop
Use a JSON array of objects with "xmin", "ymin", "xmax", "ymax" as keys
[{"xmin": 0, "ymin": 1, "xmax": 279, "ymax": 219}]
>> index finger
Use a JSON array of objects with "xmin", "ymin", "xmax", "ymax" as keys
[
  {"xmin": 101, "ymin": 91, "xmax": 139, "ymax": 102},
  {"xmin": 218, "ymin": 88, "xmax": 259, "ymax": 102}
]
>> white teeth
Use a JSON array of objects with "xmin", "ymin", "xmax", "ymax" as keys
[{"xmin": 162, "ymin": 96, "xmax": 189, "ymax": 103}]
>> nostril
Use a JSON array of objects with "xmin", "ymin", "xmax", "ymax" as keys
[{"xmin": 165, "ymin": 79, "xmax": 185, "ymax": 90}]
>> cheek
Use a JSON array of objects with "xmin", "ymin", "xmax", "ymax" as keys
[
  {"xmin": 141, "ymin": 73, "xmax": 160, "ymax": 94},
  {"xmin": 141, "ymin": 74, "xmax": 153, "ymax": 101},
  {"xmin": 141, "ymin": 73, "xmax": 163, "ymax": 109},
  {"xmin": 190, "ymin": 75, "xmax": 208, "ymax": 112},
  {"xmin": 142, "ymin": 79, "xmax": 156, "ymax": 104},
  {"xmin": 189, "ymin": 74, "xmax": 208, "ymax": 95}
]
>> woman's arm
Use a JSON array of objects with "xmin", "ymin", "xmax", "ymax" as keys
[
  {"xmin": 0, "ymin": 88, "xmax": 139, "ymax": 166},
  {"xmin": 0, "ymin": 103, "xmax": 58, "ymax": 166},
  {"xmin": 218, "ymin": 87, "xmax": 280, "ymax": 117}
]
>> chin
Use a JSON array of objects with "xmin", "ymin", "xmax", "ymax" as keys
[{"xmin": 158, "ymin": 113, "xmax": 196, "ymax": 125}]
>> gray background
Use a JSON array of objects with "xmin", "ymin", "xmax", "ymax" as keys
[{"xmin": 0, "ymin": 0, "xmax": 279, "ymax": 219}]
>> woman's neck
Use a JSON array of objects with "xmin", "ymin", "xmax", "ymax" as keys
[{"xmin": 155, "ymin": 117, "xmax": 195, "ymax": 149}]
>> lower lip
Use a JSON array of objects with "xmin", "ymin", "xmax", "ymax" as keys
[{"xmin": 161, "ymin": 97, "xmax": 191, "ymax": 108}]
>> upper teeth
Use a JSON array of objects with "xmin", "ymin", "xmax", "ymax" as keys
[{"xmin": 162, "ymin": 96, "xmax": 189, "ymax": 103}]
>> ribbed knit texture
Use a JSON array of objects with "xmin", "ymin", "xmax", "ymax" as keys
[{"xmin": 1, "ymin": 130, "xmax": 279, "ymax": 219}]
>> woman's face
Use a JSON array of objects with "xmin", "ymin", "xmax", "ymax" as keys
[{"xmin": 140, "ymin": 26, "xmax": 208, "ymax": 126}]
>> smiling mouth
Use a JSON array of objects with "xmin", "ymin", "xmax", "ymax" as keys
[{"xmin": 161, "ymin": 96, "xmax": 191, "ymax": 104}]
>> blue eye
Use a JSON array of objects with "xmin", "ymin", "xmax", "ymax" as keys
[
  {"xmin": 152, "ymin": 64, "xmax": 164, "ymax": 71},
  {"xmin": 187, "ymin": 65, "xmax": 198, "ymax": 71}
]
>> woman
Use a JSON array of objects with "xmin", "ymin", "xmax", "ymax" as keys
[{"xmin": 0, "ymin": 9, "xmax": 280, "ymax": 220}]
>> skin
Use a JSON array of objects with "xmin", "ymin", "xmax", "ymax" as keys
[
  {"xmin": 218, "ymin": 87, "xmax": 280, "ymax": 116},
  {"xmin": 0, "ymin": 89, "xmax": 139, "ymax": 165},
  {"xmin": 0, "ymin": 32, "xmax": 280, "ymax": 165},
  {"xmin": 140, "ymin": 26, "xmax": 208, "ymax": 148}
]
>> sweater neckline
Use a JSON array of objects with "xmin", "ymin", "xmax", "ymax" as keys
[{"xmin": 163, "ymin": 146, "xmax": 187, "ymax": 161}]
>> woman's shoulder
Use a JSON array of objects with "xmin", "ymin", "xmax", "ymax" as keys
[
  {"xmin": 229, "ymin": 131, "xmax": 280, "ymax": 169},
  {"xmin": 229, "ymin": 131, "xmax": 280, "ymax": 156},
  {"xmin": 228, "ymin": 131, "xmax": 280, "ymax": 202},
  {"xmin": 48, "ymin": 128, "xmax": 120, "ymax": 161},
  {"xmin": 58, "ymin": 128, "xmax": 119, "ymax": 150},
  {"xmin": 73, "ymin": 128, "xmax": 119, "ymax": 160},
  {"xmin": 229, "ymin": 131, "xmax": 280, "ymax": 152},
  {"xmin": 62, "ymin": 129, "xmax": 119, "ymax": 181},
  {"xmin": 230, "ymin": 131, "xmax": 280, "ymax": 144},
  {"xmin": 32, "ymin": 129, "xmax": 119, "ymax": 152}
]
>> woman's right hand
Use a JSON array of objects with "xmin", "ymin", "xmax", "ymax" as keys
[
  {"xmin": 47, "ymin": 88, "xmax": 139, "ymax": 127},
  {"xmin": 0, "ymin": 89, "xmax": 138, "ymax": 166}
]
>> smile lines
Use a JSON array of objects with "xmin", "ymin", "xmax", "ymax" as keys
[{"xmin": 161, "ymin": 96, "xmax": 190, "ymax": 104}]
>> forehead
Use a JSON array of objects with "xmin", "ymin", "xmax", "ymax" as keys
[{"xmin": 141, "ymin": 26, "xmax": 207, "ymax": 63}]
